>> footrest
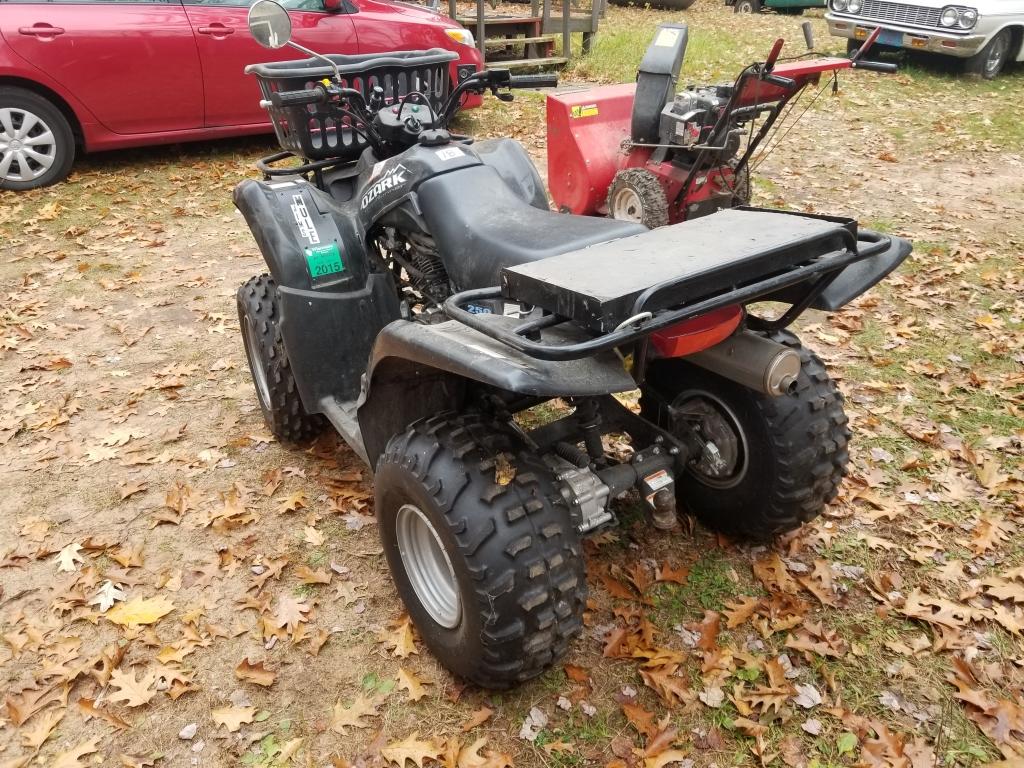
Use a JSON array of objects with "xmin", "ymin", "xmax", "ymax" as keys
[{"xmin": 500, "ymin": 208, "xmax": 856, "ymax": 333}]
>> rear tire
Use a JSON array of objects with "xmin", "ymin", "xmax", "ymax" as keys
[
  {"xmin": 608, "ymin": 168, "xmax": 669, "ymax": 229},
  {"xmin": 641, "ymin": 330, "xmax": 850, "ymax": 540},
  {"xmin": 237, "ymin": 274, "xmax": 325, "ymax": 444},
  {"xmin": 0, "ymin": 87, "xmax": 75, "ymax": 191},
  {"xmin": 964, "ymin": 28, "xmax": 1012, "ymax": 79},
  {"xmin": 376, "ymin": 413, "xmax": 587, "ymax": 688}
]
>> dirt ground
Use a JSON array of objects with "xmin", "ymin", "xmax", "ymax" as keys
[{"xmin": 1, "ymin": 7, "xmax": 1023, "ymax": 767}]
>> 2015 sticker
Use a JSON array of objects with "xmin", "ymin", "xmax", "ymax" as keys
[{"xmin": 305, "ymin": 243, "xmax": 345, "ymax": 280}]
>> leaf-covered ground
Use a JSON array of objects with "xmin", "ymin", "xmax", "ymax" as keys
[{"xmin": 1, "ymin": 5, "xmax": 1022, "ymax": 767}]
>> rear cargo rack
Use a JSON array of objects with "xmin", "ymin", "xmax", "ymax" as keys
[{"xmin": 444, "ymin": 208, "xmax": 894, "ymax": 362}]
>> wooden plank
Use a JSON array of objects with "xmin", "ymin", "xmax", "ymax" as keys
[
  {"xmin": 484, "ymin": 56, "xmax": 568, "ymax": 69},
  {"xmin": 483, "ymin": 34, "xmax": 559, "ymax": 47}
]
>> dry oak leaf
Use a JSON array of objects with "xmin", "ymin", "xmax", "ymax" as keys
[
  {"xmin": 643, "ymin": 750, "xmax": 689, "ymax": 768},
  {"xmin": 211, "ymin": 705, "xmax": 256, "ymax": 732},
  {"xmin": 5, "ymin": 683, "xmax": 70, "ymax": 726},
  {"xmin": 723, "ymin": 596, "xmax": 761, "ymax": 629},
  {"xmin": 330, "ymin": 694, "xmax": 381, "ymax": 732},
  {"xmin": 898, "ymin": 589, "xmax": 984, "ymax": 629},
  {"xmin": 397, "ymin": 667, "xmax": 430, "ymax": 701},
  {"xmin": 381, "ymin": 733, "xmax": 444, "ymax": 768},
  {"xmin": 105, "ymin": 595, "xmax": 174, "ymax": 627},
  {"xmin": 107, "ymin": 667, "xmax": 159, "ymax": 707},
  {"xmin": 295, "ymin": 565, "xmax": 332, "ymax": 585},
  {"xmin": 623, "ymin": 701, "xmax": 658, "ymax": 739},
  {"xmin": 381, "ymin": 617, "xmax": 419, "ymax": 658},
  {"xmin": 460, "ymin": 706, "xmax": 494, "ymax": 732},
  {"xmin": 55, "ymin": 542, "xmax": 85, "ymax": 572},
  {"xmin": 456, "ymin": 738, "xmax": 512, "ymax": 768},
  {"xmin": 273, "ymin": 595, "xmax": 311, "ymax": 633},
  {"xmin": 77, "ymin": 697, "xmax": 131, "ymax": 729},
  {"xmin": 235, "ymin": 657, "xmax": 276, "ymax": 687},
  {"xmin": 19, "ymin": 706, "xmax": 64, "ymax": 749},
  {"xmin": 51, "ymin": 737, "xmax": 101, "ymax": 768},
  {"xmin": 752, "ymin": 553, "xmax": 799, "ymax": 594}
]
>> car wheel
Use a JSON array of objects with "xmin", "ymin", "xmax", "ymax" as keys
[
  {"xmin": 964, "ymin": 28, "xmax": 1012, "ymax": 79},
  {"xmin": 734, "ymin": 0, "xmax": 762, "ymax": 11},
  {"xmin": 0, "ymin": 87, "xmax": 75, "ymax": 191}
]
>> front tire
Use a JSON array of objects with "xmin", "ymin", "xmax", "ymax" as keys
[
  {"xmin": 236, "ymin": 275, "xmax": 325, "ymax": 444},
  {"xmin": 608, "ymin": 168, "xmax": 669, "ymax": 229},
  {"xmin": 0, "ymin": 87, "xmax": 75, "ymax": 191},
  {"xmin": 964, "ymin": 29, "xmax": 1012, "ymax": 79},
  {"xmin": 642, "ymin": 331, "xmax": 850, "ymax": 540},
  {"xmin": 376, "ymin": 413, "xmax": 587, "ymax": 688}
]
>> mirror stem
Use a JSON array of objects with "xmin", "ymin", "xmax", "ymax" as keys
[{"xmin": 286, "ymin": 40, "xmax": 342, "ymax": 82}]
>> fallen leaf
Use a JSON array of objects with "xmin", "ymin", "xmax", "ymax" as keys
[
  {"xmin": 461, "ymin": 706, "xmax": 494, "ymax": 732},
  {"xmin": 51, "ymin": 738, "xmax": 101, "ymax": 768},
  {"xmin": 235, "ymin": 658, "xmax": 276, "ymax": 687},
  {"xmin": 55, "ymin": 542, "xmax": 85, "ymax": 572},
  {"xmin": 397, "ymin": 667, "xmax": 429, "ymax": 701},
  {"xmin": 381, "ymin": 733, "xmax": 444, "ymax": 768},
  {"xmin": 105, "ymin": 595, "xmax": 174, "ymax": 627},
  {"xmin": 211, "ymin": 705, "xmax": 256, "ymax": 732},
  {"xmin": 330, "ymin": 695, "xmax": 380, "ymax": 732},
  {"xmin": 107, "ymin": 667, "xmax": 158, "ymax": 707}
]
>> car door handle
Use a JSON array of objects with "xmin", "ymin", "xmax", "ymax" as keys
[
  {"xmin": 18, "ymin": 24, "xmax": 65, "ymax": 38},
  {"xmin": 197, "ymin": 24, "xmax": 235, "ymax": 36}
]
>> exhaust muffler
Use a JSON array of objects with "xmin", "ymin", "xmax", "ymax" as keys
[{"xmin": 687, "ymin": 331, "xmax": 800, "ymax": 396}]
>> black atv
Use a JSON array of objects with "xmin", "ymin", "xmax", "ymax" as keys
[{"xmin": 235, "ymin": 1, "xmax": 912, "ymax": 688}]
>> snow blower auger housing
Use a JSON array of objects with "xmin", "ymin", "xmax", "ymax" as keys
[
  {"xmin": 547, "ymin": 22, "xmax": 897, "ymax": 228},
  {"xmin": 234, "ymin": 1, "xmax": 912, "ymax": 690}
]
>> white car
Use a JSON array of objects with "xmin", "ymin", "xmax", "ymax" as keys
[{"xmin": 826, "ymin": 0, "xmax": 1024, "ymax": 77}]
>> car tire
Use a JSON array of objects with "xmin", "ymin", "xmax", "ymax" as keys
[
  {"xmin": 964, "ymin": 28, "xmax": 1012, "ymax": 79},
  {"xmin": 237, "ymin": 274, "xmax": 326, "ymax": 444},
  {"xmin": 0, "ymin": 87, "xmax": 75, "ymax": 191},
  {"xmin": 734, "ymin": 0, "xmax": 762, "ymax": 12},
  {"xmin": 777, "ymin": 6, "xmax": 804, "ymax": 13},
  {"xmin": 375, "ymin": 412, "xmax": 587, "ymax": 688},
  {"xmin": 847, "ymin": 39, "xmax": 863, "ymax": 55},
  {"xmin": 641, "ymin": 330, "xmax": 851, "ymax": 541}
]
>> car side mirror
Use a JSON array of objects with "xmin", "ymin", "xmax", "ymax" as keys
[
  {"xmin": 324, "ymin": 0, "xmax": 345, "ymax": 11},
  {"xmin": 248, "ymin": 0, "xmax": 293, "ymax": 50}
]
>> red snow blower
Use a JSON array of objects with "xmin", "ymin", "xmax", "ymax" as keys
[{"xmin": 547, "ymin": 23, "xmax": 894, "ymax": 228}]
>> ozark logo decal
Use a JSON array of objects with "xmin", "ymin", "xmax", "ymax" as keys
[{"xmin": 361, "ymin": 163, "xmax": 410, "ymax": 209}]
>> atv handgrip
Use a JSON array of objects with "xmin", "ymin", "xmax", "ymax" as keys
[
  {"xmin": 507, "ymin": 74, "xmax": 559, "ymax": 89},
  {"xmin": 850, "ymin": 60, "xmax": 898, "ymax": 73},
  {"xmin": 269, "ymin": 88, "xmax": 327, "ymax": 108}
]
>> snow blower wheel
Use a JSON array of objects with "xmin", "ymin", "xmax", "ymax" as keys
[{"xmin": 607, "ymin": 168, "xmax": 669, "ymax": 229}]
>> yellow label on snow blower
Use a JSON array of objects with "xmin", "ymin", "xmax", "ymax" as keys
[{"xmin": 570, "ymin": 103, "xmax": 599, "ymax": 119}]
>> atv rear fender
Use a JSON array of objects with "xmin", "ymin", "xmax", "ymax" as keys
[{"xmin": 356, "ymin": 318, "xmax": 635, "ymax": 469}]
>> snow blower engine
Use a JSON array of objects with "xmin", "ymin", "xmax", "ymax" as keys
[{"xmin": 547, "ymin": 23, "xmax": 895, "ymax": 228}]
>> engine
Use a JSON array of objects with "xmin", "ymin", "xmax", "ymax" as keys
[
  {"xmin": 659, "ymin": 84, "xmax": 734, "ymax": 150},
  {"xmin": 378, "ymin": 227, "xmax": 452, "ymax": 313}
]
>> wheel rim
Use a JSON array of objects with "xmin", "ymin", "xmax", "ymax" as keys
[
  {"xmin": 671, "ymin": 389, "xmax": 749, "ymax": 489},
  {"xmin": 395, "ymin": 503, "xmax": 462, "ymax": 629},
  {"xmin": 985, "ymin": 35, "xmax": 1008, "ymax": 75},
  {"xmin": 610, "ymin": 186, "xmax": 646, "ymax": 224},
  {"xmin": 243, "ymin": 317, "xmax": 272, "ymax": 410},
  {"xmin": 0, "ymin": 107, "xmax": 57, "ymax": 183},
  {"xmin": 737, "ymin": 2, "xmax": 753, "ymax": 12}
]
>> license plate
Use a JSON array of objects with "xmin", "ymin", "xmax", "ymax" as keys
[{"xmin": 877, "ymin": 28, "xmax": 904, "ymax": 46}]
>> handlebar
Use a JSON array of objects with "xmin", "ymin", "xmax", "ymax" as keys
[
  {"xmin": 270, "ymin": 87, "xmax": 327, "ymax": 109},
  {"xmin": 850, "ymin": 59, "xmax": 899, "ymax": 73},
  {"xmin": 507, "ymin": 73, "xmax": 560, "ymax": 89}
]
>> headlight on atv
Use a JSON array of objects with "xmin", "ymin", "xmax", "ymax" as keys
[
  {"xmin": 445, "ymin": 28, "xmax": 476, "ymax": 47},
  {"xmin": 831, "ymin": 0, "xmax": 849, "ymax": 11},
  {"xmin": 940, "ymin": 7, "xmax": 960, "ymax": 26},
  {"xmin": 957, "ymin": 7, "xmax": 977, "ymax": 27}
]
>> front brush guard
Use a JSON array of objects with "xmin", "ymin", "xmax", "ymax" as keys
[{"xmin": 444, "ymin": 228, "xmax": 909, "ymax": 362}]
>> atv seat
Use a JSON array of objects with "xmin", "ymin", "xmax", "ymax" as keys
[{"xmin": 417, "ymin": 165, "xmax": 647, "ymax": 290}]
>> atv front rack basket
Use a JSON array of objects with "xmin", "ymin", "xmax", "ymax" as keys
[
  {"xmin": 247, "ymin": 49, "xmax": 457, "ymax": 162},
  {"xmin": 444, "ymin": 208, "xmax": 909, "ymax": 361}
]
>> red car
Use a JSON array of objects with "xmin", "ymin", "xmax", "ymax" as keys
[{"xmin": 0, "ymin": 0, "xmax": 482, "ymax": 190}]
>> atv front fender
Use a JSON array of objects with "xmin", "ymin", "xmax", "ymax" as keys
[
  {"xmin": 810, "ymin": 230, "xmax": 912, "ymax": 311},
  {"xmin": 357, "ymin": 318, "xmax": 635, "ymax": 469}
]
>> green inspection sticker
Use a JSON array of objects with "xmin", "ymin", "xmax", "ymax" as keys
[{"xmin": 305, "ymin": 243, "xmax": 344, "ymax": 279}]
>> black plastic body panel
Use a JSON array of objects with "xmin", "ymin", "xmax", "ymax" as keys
[
  {"xmin": 501, "ymin": 208, "xmax": 853, "ymax": 332},
  {"xmin": 418, "ymin": 165, "xmax": 645, "ymax": 289},
  {"xmin": 234, "ymin": 178, "xmax": 400, "ymax": 407},
  {"xmin": 357, "ymin": 317, "xmax": 636, "ymax": 467},
  {"xmin": 475, "ymin": 138, "xmax": 549, "ymax": 210},
  {"xmin": 631, "ymin": 23, "xmax": 688, "ymax": 143}
]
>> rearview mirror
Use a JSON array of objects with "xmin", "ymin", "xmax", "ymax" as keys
[{"xmin": 248, "ymin": 0, "xmax": 292, "ymax": 50}]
